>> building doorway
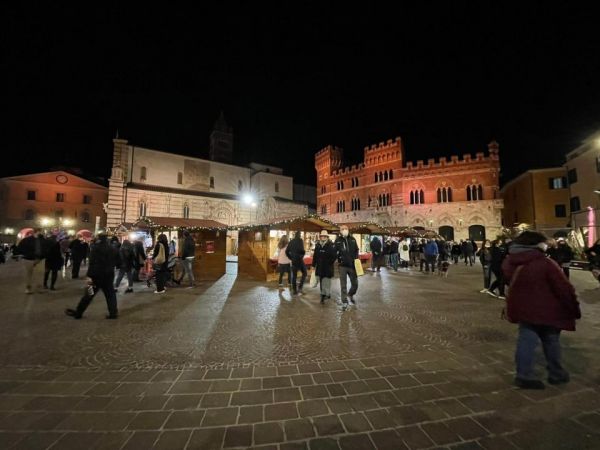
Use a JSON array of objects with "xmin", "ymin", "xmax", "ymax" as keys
[
  {"xmin": 468, "ymin": 225, "xmax": 486, "ymax": 241},
  {"xmin": 439, "ymin": 225, "xmax": 455, "ymax": 241}
]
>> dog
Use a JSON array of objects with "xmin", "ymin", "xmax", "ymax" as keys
[{"xmin": 438, "ymin": 260, "xmax": 450, "ymax": 277}]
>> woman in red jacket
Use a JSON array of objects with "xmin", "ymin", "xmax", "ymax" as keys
[{"xmin": 502, "ymin": 231, "xmax": 581, "ymax": 390}]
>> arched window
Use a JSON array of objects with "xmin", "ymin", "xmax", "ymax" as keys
[
  {"xmin": 389, "ymin": 170, "xmax": 393, "ymax": 180},
  {"xmin": 183, "ymin": 204, "xmax": 190, "ymax": 219},
  {"xmin": 210, "ymin": 177, "xmax": 215, "ymax": 188},
  {"xmin": 81, "ymin": 211, "xmax": 90, "ymax": 223},
  {"xmin": 25, "ymin": 209, "xmax": 35, "ymax": 220},
  {"xmin": 442, "ymin": 188, "xmax": 447, "ymax": 202},
  {"xmin": 477, "ymin": 184, "xmax": 483, "ymax": 200},
  {"xmin": 341, "ymin": 181, "xmax": 344, "ymax": 190},
  {"xmin": 357, "ymin": 198, "xmax": 361, "ymax": 210},
  {"xmin": 275, "ymin": 182, "xmax": 279, "ymax": 193},
  {"xmin": 342, "ymin": 200, "xmax": 345, "ymax": 212},
  {"xmin": 448, "ymin": 187, "xmax": 453, "ymax": 202},
  {"xmin": 355, "ymin": 177, "xmax": 359, "ymax": 187},
  {"xmin": 410, "ymin": 191, "xmax": 414, "ymax": 205},
  {"xmin": 379, "ymin": 172, "xmax": 383, "ymax": 182},
  {"xmin": 177, "ymin": 172, "xmax": 183, "ymax": 185},
  {"xmin": 384, "ymin": 171, "xmax": 388, "ymax": 181},
  {"xmin": 140, "ymin": 166, "xmax": 147, "ymax": 181},
  {"xmin": 466, "ymin": 186, "xmax": 472, "ymax": 201},
  {"xmin": 419, "ymin": 190, "xmax": 424, "ymax": 204},
  {"xmin": 387, "ymin": 193, "xmax": 391, "ymax": 206},
  {"xmin": 351, "ymin": 178, "xmax": 355, "ymax": 188},
  {"xmin": 437, "ymin": 188, "xmax": 442, "ymax": 203},
  {"xmin": 238, "ymin": 180, "xmax": 243, "ymax": 192},
  {"xmin": 139, "ymin": 201, "xmax": 147, "ymax": 217}
]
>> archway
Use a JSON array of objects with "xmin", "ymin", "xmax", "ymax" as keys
[
  {"xmin": 468, "ymin": 224, "xmax": 486, "ymax": 241},
  {"xmin": 439, "ymin": 225, "xmax": 455, "ymax": 241}
]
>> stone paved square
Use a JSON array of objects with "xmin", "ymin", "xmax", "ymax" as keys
[{"xmin": 0, "ymin": 260, "xmax": 599, "ymax": 449}]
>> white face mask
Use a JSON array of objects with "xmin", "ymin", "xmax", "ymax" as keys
[{"xmin": 341, "ymin": 229, "xmax": 349, "ymax": 237}]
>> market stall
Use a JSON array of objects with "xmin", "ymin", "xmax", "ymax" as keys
[
  {"xmin": 130, "ymin": 217, "xmax": 229, "ymax": 281},
  {"xmin": 339, "ymin": 222, "xmax": 391, "ymax": 270},
  {"xmin": 233, "ymin": 214, "xmax": 340, "ymax": 281}
]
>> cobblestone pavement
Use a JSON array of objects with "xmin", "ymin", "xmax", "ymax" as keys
[{"xmin": 0, "ymin": 258, "xmax": 599, "ymax": 449}]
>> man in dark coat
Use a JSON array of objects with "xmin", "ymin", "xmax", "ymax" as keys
[
  {"xmin": 389, "ymin": 238, "xmax": 399, "ymax": 271},
  {"xmin": 16, "ymin": 229, "xmax": 47, "ymax": 294},
  {"xmin": 334, "ymin": 225, "xmax": 359, "ymax": 310},
  {"xmin": 181, "ymin": 231, "xmax": 196, "ymax": 287},
  {"xmin": 548, "ymin": 238, "xmax": 575, "ymax": 279},
  {"xmin": 69, "ymin": 235, "xmax": 87, "ymax": 279},
  {"xmin": 451, "ymin": 242, "xmax": 461, "ymax": 264},
  {"xmin": 65, "ymin": 233, "xmax": 119, "ymax": 319},
  {"xmin": 43, "ymin": 235, "xmax": 63, "ymax": 290},
  {"xmin": 370, "ymin": 236, "xmax": 383, "ymax": 272},
  {"xmin": 132, "ymin": 239, "xmax": 147, "ymax": 281},
  {"xmin": 313, "ymin": 230, "xmax": 337, "ymax": 303},
  {"xmin": 502, "ymin": 231, "xmax": 580, "ymax": 390},
  {"xmin": 286, "ymin": 231, "xmax": 307, "ymax": 295},
  {"xmin": 114, "ymin": 240, "xmax": 135, "ymax": 293}
]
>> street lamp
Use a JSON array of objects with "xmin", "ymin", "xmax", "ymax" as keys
[{"xmin": 242, "ymin": 193, "xmax": 254, "ymax": 205}]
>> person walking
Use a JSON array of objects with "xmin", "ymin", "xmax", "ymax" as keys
[
  {"xmin": 383, "ymin": 239, "xmax": 391, "ymax": 268},
  {"xmin": 451, "ymin": 241, "xmax": 461, "ymax": 264},
  {"xmin": 133, "ymin": 238, "xmax": 147, "ymax": 282},
  {"xmin": 114, "ymin": 239, "xmax": 135, "ymax": 293},
  {"xmin": 43, "ymin": 235, "xmax": 63, "ymax": 290},
  {"xmin": 548, "ymin": 238, "xmax": 575, "ymax": 279},
  {"xmin": 488, "ymin": 240, "xmax": 507, "ymax": 298},
  {"xmin": 334, "ymin": 225, "xmax": 359, "ymax": 310},
  {"xmin": 169, "ymin": 239, "xmax": 177, "ymax": 256},
  {"xmin": 286, "ymin": 231, "xmax": 307, "ymax": 295},
  {"xmin": 436, "ymin": 239, "xmax": 448, "ymax": 271},
  {"xmin": 65, "ymin": 233, "xmax": 119, "ymax": 319},
  {"xmin": 370, "ymin": 236, "xmax": 383, "ymax": 272},
  {"xmin": 464, "ymin": 240, "xmax": 474, "ymax": 266},
  {"xmin": 16, "ymin": 228, "xmax": 47, "ymax": 294},
  {"xmin": 69, "ymin": 235, "xmax": 87, "ymax": 279},
  {"xmin": 389, "ymin": 238, "xmax": 400, "ymax": 271},
  {"xmin": 152, "ymin": 234, "xmax": 170, "ymax": 294},
  {"xmin": 181, "ymin": 231, "xmax": 196, "ymax": 287},
  {"xmin": 313, "ymin": 230, "xmax": 337, "ymax": 303},
  {"xmin": 409, "ymin": 240, "xmax": 419, "ymax": 267},
  {"xmin": 424, "ymin": 239, "xmax": 439, "ymax": 273},
  {"xmin": 477, "ymin": 239, "xmax": 493, "ymax": 294},
  {"xmin": 60, "ymin": 237, "xmax": 71, "ymax": 268},
  {"xmin": 502, "ymin": 231, "xmax": 580, "ymax": 390},
  {"xmin": 276, "ymin": 235, "xmax": 292, "ymax": 290}
]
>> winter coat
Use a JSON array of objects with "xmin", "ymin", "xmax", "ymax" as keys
[
  {"xmin": 133, "ymin": 241, "xmax": 147, "ymax": 268},
  {"xmin": 69, "ymin": 239, "xmax": 87, "ymax": 260},
  {"xmin": 182, "ymin": 236, "xmax": 196, "ymax": 258},
  {"xmin": 277, "ymin": 245, "xmax": 291, "ymax": 265},
  {"xmin": 548, "ymin": 244, "xmax": 574, "ymax": 266},
  {"xmin": 584, "ymin": 243, "xmax": 600, "ymax": 268},
  {"xmin": 314, "ymin": 240, "xmax": 337, "ymax": 278},
  {"xmin": 390, "ymin": 240, "xmax": 399, "ymax": 254},
  {"xmin": 478, "ymin": 247, "xmax": 492, "ymax": 265},
  {"xmin": 87, "ymin": 237, "xmax": 118, "ymax": 282},
  {"xmin": 152, "ymin": 241, "xmax": 170, "ymax": 272},
  {"xmin": 383, "ymin": 242, "xmax": 391, "ymax": 255},
  {"xmin": 370, "ymin": 237, "xmax": 382, "ymax": 256},
  {"xmin": 462, "ymin": 241, "xmax": 474, "ymax": 256},
  {"xmin": 502, "ymin": 247, "xmax": 580, "ymax": 331},
  {"xmin": 16, "ymin": 235, "xmax": 47, "ymax": 260},
  {"xmin": 451, "ymin": 244, "xmax": 461, "ymax": 256},
  {"xmin": 118, "ymin": 242, "xmax": 135, "ymax": 271},
  {"xmin": 334, "ymin": 235, "xmax": 359, "ymax": 268},
  {"xmin": 45, "ymin": 241, "xmax": 64, "ymax": 271},
  {"xmin": 285, "ymin": 237, "xmax": 306, "ymax": 265},
  {"xmin": 490, "ymin": 245, "xmax": 506, "ymax": 271},
  {"xmin": 424, "ymin": 241, "xmax": 439, "ymax": 256}
]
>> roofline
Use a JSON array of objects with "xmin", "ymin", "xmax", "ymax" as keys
[
  {"xmin": 500, "ymin": 167, "xmax": 565, "ymax": 192},
  {"xmin": 0, "ymin": 170, "xmax": 108, "ymax": 189}
]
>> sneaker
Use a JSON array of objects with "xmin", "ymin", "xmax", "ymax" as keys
[
  {"xmin": 479, "ymin": 289, "xmax": 488, "ymax": 293},
  {"xmin": 498, "ymin": 295, "xmax": 506, "ymax": 300},
  {"xmin": 154, "ymin": 290, "xmax": 166, "ymax": 294},
  {"xmin": 65, "ymin": 308, "xmax": 82, "ymax": 319},
  {"xmin": 125, "ymin": 288, "xmax": 133, "ymax": 294},
  {"xmin": 515, "ymin": 378, "xmax": 545, "ymax": 390},
  {"xmin": 485, "ymin": 290, "xmax": 498, "ymax": 297}
]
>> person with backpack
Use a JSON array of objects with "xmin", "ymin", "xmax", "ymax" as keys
[
  {"xmin": 132, "ymin": 238, "xmax": 147, "ymax": 282},
  {"xmin": 114, "ymin": 239, "xmax": 135, "ymax": 293},
  {"xmin": 65, "ymin": 233, "xmax": 119, "ymax": 319}
]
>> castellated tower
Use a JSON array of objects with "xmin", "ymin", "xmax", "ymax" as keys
[{"xmin": 315, "ymin": 145, "xmax": 343, "ymax": 185}]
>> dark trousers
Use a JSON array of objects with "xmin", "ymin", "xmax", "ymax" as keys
[
  {"xmin": 133, "ymin": 266, "xmax": 141, "ymax": 282},
  {"xmin": 156, "ymin": 270, "xmax": 169, "ymax": 292},
  {"xmin": 72, "ymin": 257, "xmax": 83, "ymax": 278},
  {"xmin": 291, "ymin": 261, "xmax": 307, "ymax": 293},
  {"xmin": 489, "ymin": 267, "xmax": 505, "ymax": 295},
  {"xmin": 44, "ymin": 269, "xmax": 58, "ymax": 288},
  {"xmin": 278, "ymin": 263, "xmax": 291, "ymax": 285},
  {"xmin": 339, "ymin": 265, "xmax": 358, "ymax": 302},
  {"xmin": 452, "ymin": 255, "xmax": 459, "ymax": 264},
  {"xmin": 115, "ymin": 268, "xmax": 133, "ymax": 288},
  {"xmin": 76, "ymin": 278, "xmax": 118, "ymax": 317},
  {"xmin": 562, "ymin": 267, "xmax": 570, "ymax": 279},
  {"xmin": 482, "ymin": 264, "xmax": 492, "ymax": 289}
]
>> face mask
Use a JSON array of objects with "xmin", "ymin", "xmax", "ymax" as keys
[{"xmin": 341, "ymin": 230, "xmax": 349, "ymax": 237}]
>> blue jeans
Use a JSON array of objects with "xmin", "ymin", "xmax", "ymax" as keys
[
  {"xmin": 516, "ymin": 323, "xmax": 569, "ymax": 381},
  {"xmin": 390, "ymin": 253, "xmax": 399, "ymax": 271}
]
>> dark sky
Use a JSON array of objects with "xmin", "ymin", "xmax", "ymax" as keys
[{"xmin": 3, "ymin": 3, "xmax": 600, "ymax": 186}]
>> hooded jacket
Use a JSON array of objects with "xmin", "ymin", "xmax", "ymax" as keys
[
  {"xmin": 334, "ymin": 234, "xmax": 359, "ymax": 268},
  {"xmin": 502, "ymin": 246, "xmax": 580, "ymax": 331},
  {"xmin": 285, "ymin": 235, "xmax": 306, "ymax": 265}
]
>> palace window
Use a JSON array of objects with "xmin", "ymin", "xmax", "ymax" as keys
[
  {"xmin": 336, "ymin": 200, "xmax": 346, "ymax": 213},
  {"xmin": 140, "ymin": 166, "xmax": 147, "ymax": 181},
  {"xmin": 56, "ymin": 193, "xmax": 65, "ymax": 202},
  {"xmin": 177, "ymin": 172, "xmax": 183, "ymax": 185},
  {"xmin": 383, "ymin": 171, "xmax": 388, "ymax": 181},
  {"xmin": 183, "ymin": 204, "xmax": 190, "ymax": 219},
  {"xmin": 275, "ymin": 182, "xmax": 279, "ymax": 193},
  {"xmin": 437, "ymin": 187, "xmax": 453, "ymax": 203},
  {"xmin": 320, "ymin": 204, "xmax": 327, "ymax": 214},
  {"xmin": 139, "ymin": 201, "xmax": 147, "ymax": 217},
  {"xmin": 389, "ymin": 170, "xmax": 393, "ymax": 180},
  {"xmin": 81, "ymin": 211, "xmax": 90, "ymax": 223},
  {"xmin": 83, "ymin": 195, "xmax": 92, "ymax": 204},
  {"xmin": 410, "ymin": 190, "xmax": 424, "ymax": 204},
  {"xmin": 27, "ymin": 190, "xmax": 36, "ymax": 200},
  {"xmin": 238, "ymin": 180, "xmax": 243, "ymax": 192},
  {"xmin": 467, "ymin": 184, "xmax": 483, "ymax": 201},
  {"xmin": 210, "ymin": 176, "xmax": 215, "ymax": 188},
  {"xmin": 351, "ymin": 198, "xmax": 361, "ymax": 211}
]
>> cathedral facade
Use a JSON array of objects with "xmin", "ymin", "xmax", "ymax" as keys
[
  {"xmin": 315, "ymin": 137, "xmax": 503, "ymax": 241},
  {"xmin": 106, "ymin": 115, "xmax": 308, "ymax": 229}
]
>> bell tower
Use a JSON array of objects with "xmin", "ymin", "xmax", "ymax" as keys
[{"xmin": 209, "ymin": 111, "xmax": 234, "ymax": 163}]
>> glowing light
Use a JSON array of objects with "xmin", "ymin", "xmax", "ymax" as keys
[
  {"xmin": 40, "ymin": 217, "xmax": 52, "ymax": 226},
  {"xmin": 251, "ymin": 202, "xmax": 257, "ymax": 208},
  {"xmin": 588, "ymin": 206, "xmax": 596, "ymax": 247},
  {"xmin": 62, "ymin": 218, "xmax": 73, "ymax": 227},
  {"xmin": 242, "ymin": 194, "xmax": 254, "ymax": 205},
  {"xmin": 4, "ymin": 228, "xmax": 14, "ymax": 234},
  {"xmin": 67, "ymin": 229, "xmax": 75, "ymax": 236}
]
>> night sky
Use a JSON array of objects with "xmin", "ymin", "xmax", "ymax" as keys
[{"xmin": 4, "ymin": 4, "xmax": 600, "ymax": 187}]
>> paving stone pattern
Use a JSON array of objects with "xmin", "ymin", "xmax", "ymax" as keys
[{"xmin": 0, "ymin": 260, "xmax": 599, "ymax": 449}]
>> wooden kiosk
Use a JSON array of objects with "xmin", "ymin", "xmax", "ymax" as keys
[
  {"xmin": 134, "ymin": 217, "xmax": 229, "ymax": 281},
  {"xmin": 234, "ymin": 214, "xmax": 339, "ymax": 281},
  {"xmin": 339, "ymin": 222, "xmax": 391, "ymax": 270}
]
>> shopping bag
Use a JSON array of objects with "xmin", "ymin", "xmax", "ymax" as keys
[
  {"xmin": 354, "ymin": 258, "xmax": 364, "ymax": 276},
  {"xmin": 310, "ymin": 269, "xmax": 319, "ymax": 288}
]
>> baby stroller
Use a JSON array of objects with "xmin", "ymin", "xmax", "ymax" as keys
[{"xmin": 146, "ymin": 255, "xmax": 184, "ymax": 288}]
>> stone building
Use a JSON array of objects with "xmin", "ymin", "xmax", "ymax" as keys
[
  {"xmin": 0, "ymin": 171, "xmax": 108, "ymax": 242},
  {"xmin": 315, "ymin": 137, "xmax": 503, "ymax": 241},
  {"xmin": 500, "ymin": 168, "xmax": 570, "ymax": 233},
  {"xmin": 106, "ymin": 115, "xmax": 308, "ymax": 231}
]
